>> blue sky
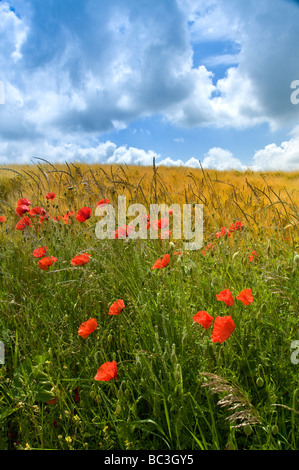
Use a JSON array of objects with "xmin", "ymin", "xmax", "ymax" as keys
[{"xmin": 1, "ymin": 0, "xmax": 299, "ymax": 170}]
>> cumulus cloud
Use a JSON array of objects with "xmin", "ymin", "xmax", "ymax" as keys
[
  {"xmin": 0, "ymin": 0, "xmax": 299, "ymax": 169},
  {"xmin": 0, "ymin": 0, "xmax": 194, "ymax": 142},
  {"xmin": 252, "ymin": 127, "xmax": 299, "ymax": 171},
  {"xmin": 172, "ymin": 0, "xmax": 299, "ymax": 129},
  {"xmin": 157, "ymin": 157, "xmax": 185, "ymax": 167},
  {"xmin": 106, "ymin": 146, "xmax": 159, "ymax": 166},
  {"xmin": 0, "ymin": 132, "xmax": 297, "ymax": 171},
  {"xmin": 201, "ymin": 147, "xmax": 247, "ymax": 170},
  {"xmin": 0, "ymin": 139, "xmax": 160, "ymax": 166},
  {"xmin": 0, "ymin": 2, "xmax": 28, "ymax": 65},
  {"xmin": 2, "ymin": 0, "xmax": 299, "ymax": 136}
]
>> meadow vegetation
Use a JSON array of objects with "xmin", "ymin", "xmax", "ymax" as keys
[{"xmin": 0, "ymin": 159, "xmax": 298, "ymax": 450}]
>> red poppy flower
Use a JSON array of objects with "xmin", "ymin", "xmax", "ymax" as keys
[
  {"xmin": 73, "ymin": 387, "xmax": 80, "ymax": 403},
  {"xmin": 94, "ymin": 361, "xmax": 117, "ymax": 381},
  {"xmin": 29, "ymin": 206, "xmax": 47, "ymax": 217},
  {"xmin": 236, "ymin": 288, "xmax": 253, "ymax": 306},
  {"xmin": 216, "ymin": 226, "xmax": 231, "ymax": 239},
  {"xmin": 76, "ymin": 207, "xmax": 91, "ymax": 222},
  {"xmin": 46, "ymin": 192, "xmax": 56, "ymax": 200},
  {"xmin": 46, "ymin": 385, "xmax": 61, "ymax": 405},
  {"xmin": 158, "ymin": 217, "xmax": 170, "ymax": 229},
  {"xmin": 46, "ymin": 397, "xmax": 57, "ymax": 405},
  {"xmin": 47, "ymin": 396, "xmax": 58, "ymax": 405},
  {"xmin": 152, "ymin": 253, "xmax": 170, "ymax": 270},
  {"xmin": 108, "ymin": 299, "xmax": 125, "ymax": 315},
  {"xmin": 38, "ymin": 256, "xmax": 58, "ymax": 271},
  {"xmin": 202, "ymin": 242, "xmax": 215, "ymax": 256},
  {"xmin": 96, "ymin": 198, "xmax": 110, "ymax": 206},
  {"xmin": 193, "ymin": 311, "xmax": 213, "ymax": 329},
  {"xmin": 211, "ymin": 315, "xmax": 235, "ymax": 343},
  {"xmin": 17, "ymin": 198, "xmax": 31, "ymax": 207},
  {"xmin": 248, "ymin": 251, "xmax": 257, "ymax": 262},
  {"xmin": 113, "ymin": 224, "xmax": 134, "ymax": 239},
  {"xmin": 78, "ymin": 318, "xmax": 97, "ymax": 339},
  {"xmin": 39, "ymin": 214, "xmax": 50, "ymax": 226},
  {"xmin": 229, "ymin": 221, "xmax": 244, "ymax": 232},
  {"xmin": 16, "ymin": 216, "xmax": 31, "ymax": 230},
  {"xmin": 141, "ymin": 214, "xmax": 151, "ymax": 230},
  {"xmin": 0, "ymin": 216, "xmax": 6, "ymax": 223},
  {"xmin": 31, "ymin": 246, "xmax": 47, "ymax": 258},
  {"xmin": 114, "ymin": 224, "xmax": 127, "ymax": 239},
  {"xmin": 150, "ymin": 217, "xmax": 170, "ymax": 231},
  {"xmin": 216, "ymin": 289, "xmax": 234, "ymax": 306},
  {"xmin": 174, "ymin": 251, "xmax": 182, "ymax": 256},
  {"xmin": 71, "ymin": 253, "xmax": 91, "ymax": 266},
  {"xmin": 63, "ymin": 210, "xmax": 75, "ymax": 224},
  {"xmin": 15, "ymin": 204, "xmax": 30, "ymax": 216}
]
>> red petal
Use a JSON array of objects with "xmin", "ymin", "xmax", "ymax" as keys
[
  {"xmin": 94, "ymin": 361, "xmax": 117, "ymax": 381},
  {"xmin": 211, "ymin": 316, "xmax": 235, "ymax": 343}
]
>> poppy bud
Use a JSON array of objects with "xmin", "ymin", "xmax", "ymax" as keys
[
  {"xmin": 243, "ymin": 424, "xmax": 253, "ymax": 436},
  {"xmin": 107, "ymin": 334, "xmax": 113, "ymax": 344},
  {"xmin": 294, "ymin": 254, "xmax": 299, "ymax": 267},
  {"xmin": 115, "ymin": 403, "xmax": 122, "ymax": 415},
  {"xmin": 226, "ymin": 441, "xmax": 236, "ymax": 450},
  {"xmin": 89, "ymin": 390, "xmax": 96, "ymax": 400},
  {"xmin": 256, "ymin": 377, "xmax": 264, "ymax": 388},
  {"xmin": 271, "ymin": 425, "xmax": 279, "ymax": 436}
]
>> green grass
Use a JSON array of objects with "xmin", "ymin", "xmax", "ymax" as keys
[{"xmin": 0, "ymin": 198, "xmax": 298, "ymax": 450}]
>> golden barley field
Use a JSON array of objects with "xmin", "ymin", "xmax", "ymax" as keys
[{"xmin": 0, "ymin": 161, "xmax": 298, "ymax": 241}]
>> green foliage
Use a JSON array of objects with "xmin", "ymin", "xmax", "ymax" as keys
[{"xmin": 0, "ymin": 168, "xmax": 298, "ymax": 450}]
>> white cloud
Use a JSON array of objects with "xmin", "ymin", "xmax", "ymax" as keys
[
  {"xmin": 0, "ymin": 2, "xmax": 28, "ymax": 64},
  {"xmin": 0, "ymin": 0, "xmax": 299, "ymax": 171},
  {"xmin": 176, "ymin": 0, "xmax": 242, "ymax": 43},
  {"xmin": 163, "ymin": 65, "xmax": 217, "ymax": 127},
  {"xmin": 107, "ymin": 146, "xmax": 159, "ymax": 165},
  {"xmin": 157, "ymin": 157, "xmax": 185, "ymax": 166},
  {"xmin": 252, "ymin": 126, "xmax": 299, "ymax": 171},
  {"xmin": 202, "ymin": 147, "xmax": 247, "ymax": 170},
  {"xmin": 0, "ymin": 140, "xmax": 159, "ymax": 166},
  {"xmin": 0, "ymin": 130, "xmax": 298, "ymax": 172},
  {"xmin": 172, "ymin": 0, "xmax": 299, "ymax": 130},
  {"xmin": 184, "ymin": 157, "xmax": 202, "ymax": 168},
  {"xmin": 3, "ymin": 0, "xmax": 298, "ymax": 141}
]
